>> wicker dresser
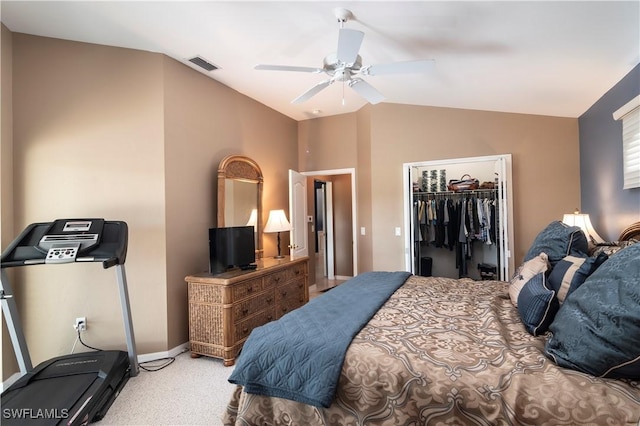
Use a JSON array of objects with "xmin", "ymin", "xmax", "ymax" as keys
[{"xmin": 185, "ymin": 256, "xmax": 309, "ymax": 366}]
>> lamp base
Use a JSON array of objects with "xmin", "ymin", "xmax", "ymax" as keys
[{"xmin": 274, "ymin": 232, "xmax": 284, "ymax": 259}]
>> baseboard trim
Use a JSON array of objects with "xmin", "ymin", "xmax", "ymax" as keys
[
  {"xmin": 335, "ymin": 275, "xmax": 352, "ymax": 281},
  {"xmin": 137, "ymin": 342, "xmax": 190, "ymax": 363},
  {"xmin": 2, "ymin": 342, "xmax": 191, "ymax": 391}
]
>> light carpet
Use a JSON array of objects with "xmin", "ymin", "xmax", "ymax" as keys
[{"xmin": 101, "ymin": 351, "xmax": 236, "ymax": 426}]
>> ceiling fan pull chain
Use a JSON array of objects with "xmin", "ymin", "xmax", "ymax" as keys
[{"xmin": 342, "ymin": 81, "xmax": 346, "ymax": 106}]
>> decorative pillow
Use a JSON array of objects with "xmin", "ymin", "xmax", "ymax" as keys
[
  {"xmin": 589, "ymin": 239, "xmax": 639, "ymax": 258},
  {"xmin": 545, "ymin": 243, "xmax": 640, "ymax": 379},
  {"xmin": 547, "ymin": 253, "xmax": 608, "ymax": 303},
  {"xmin": 524, "ymin": 221, "xmax": 588, "ymax": 268},
  {"xmin": 517, "ymin": 273, "xmax": 559, "ymax": 336},
  {"xmin": 509, "ymin": 252, "xmax": 550, "ymax": 306}
]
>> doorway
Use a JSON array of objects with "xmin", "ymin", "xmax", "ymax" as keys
[
  {"xmin": 314, "ymin": 180, "xmax": 335, "ymax": 282},
  {"xmin": 291, "ymin": 168, "xmax": 357, "ymax": 288}
]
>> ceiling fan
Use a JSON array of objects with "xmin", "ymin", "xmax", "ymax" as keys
[{"xmin": 254, "ymin": 8, "xmax": 435, "ymax": 105}]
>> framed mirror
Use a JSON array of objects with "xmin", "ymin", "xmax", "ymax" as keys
[{"xmin": 217, "ymin": 155, "xmax": 263, "ymax": 258}]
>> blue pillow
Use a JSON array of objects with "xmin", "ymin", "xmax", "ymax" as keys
[
  {"xmin": 545, "ymin": 243, "xmax": 640, "ymax": 379},
  {"xmin": 547, "ymin": 253, "xmax": 608, "ymax": 303},
  {"xmin": 517, "ymin": 272, "xmax": 559, "ymax": 336},
  {"xmin": 524, "ymin": 221, "xmax": 588, "ymax": 268}
]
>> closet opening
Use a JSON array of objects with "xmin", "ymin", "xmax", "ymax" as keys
[{"xmin": 403, "ymin": 155, "xmax": 514, "ymax": 281}]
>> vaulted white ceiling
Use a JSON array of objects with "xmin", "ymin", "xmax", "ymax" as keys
[{"xmin": 2, "ymin": 1, "xmax": 639, "ymax": 121}]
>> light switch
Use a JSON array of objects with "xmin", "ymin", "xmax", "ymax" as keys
[
  {"xmin": 395, "ymin": 227, "xmax": 401, "ymax": 236},
  {"xmin": 360, "ymin": 227, "xmax": 366, "ymax": 236},
  {"xmin": 307, "ymin": 215, "xmax": 313, "ymax": 223}
]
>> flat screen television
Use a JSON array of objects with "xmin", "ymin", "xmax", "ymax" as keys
[{"xmin": 209, "ymin": 226, "xmax": 256, "ymax": 274}]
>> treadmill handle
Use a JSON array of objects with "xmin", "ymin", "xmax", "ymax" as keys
[{"xmin": 77, "ymin": 256, "xmax": 119, "ymax": 269}]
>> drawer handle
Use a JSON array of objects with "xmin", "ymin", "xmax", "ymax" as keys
[
  {"xmin": 247, "ymin": 286, "xmax": 254, "ymax": 293},
  {"xmin": 267, "ymin": 315, "xmax": 273, "ymax": 321},
  {"xmin": 294, "ymin": 270, "xmax": 301, "ymax": 275},
  {"xmin": 282, "ymin": 307, "xmax": 288, "ymax": 313},
  {"xmin": 242, "ymin": 308, "xmax": 249, "ymax": 315},
  {"xmin": 274, "ymin": 277, "xmax": 281, "ymax": 283},
  {"xmin": 281, "ymin": 291, "xmax": 287, "ymax": 297},
  {"xmin": 298, "ymin": 283, "xmax": 303, "ymax": 288},
  {"xmin": 266, "ymin": 297, "xmax": 273, "ymax": 304},
  {"xmin": 242, "ymin": 326, "xmax": 249, "ymax": 334}
]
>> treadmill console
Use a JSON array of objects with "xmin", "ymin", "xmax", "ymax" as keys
[
  {"xmin": 1, "ymin": 218, "xmax": 127, "ymax": 269},
  {"xmin": 37, "ymin": 219, "xmax": 104, "ymax": 264}
]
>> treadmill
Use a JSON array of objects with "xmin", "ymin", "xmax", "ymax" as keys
[{"xmin": 1, "ymin": 219, "xmax": 139, "ymax": 425}]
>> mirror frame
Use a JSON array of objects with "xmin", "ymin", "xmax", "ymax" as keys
[{"xmin": 217, "ymin": 155, "xmax": 264, "ymax": 258}]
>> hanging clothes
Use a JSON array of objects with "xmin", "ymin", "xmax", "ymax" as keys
[{"xmin": 413, "ymin": 190, "xmax": 499, "ymax": 278}]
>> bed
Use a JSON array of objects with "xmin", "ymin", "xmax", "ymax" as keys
[{"xmin": 223, "ymin": 221, "xmax": 640, "ymax": 425}]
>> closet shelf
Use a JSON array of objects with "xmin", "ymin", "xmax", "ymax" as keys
[{"xmin": 413, "ymin": 188, "xmax": 498, "ymax": 196}]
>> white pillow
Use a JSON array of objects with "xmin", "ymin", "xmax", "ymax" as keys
[{"xmin": 509, "ymin": 252, "xmax": 550, "ymax": 306}]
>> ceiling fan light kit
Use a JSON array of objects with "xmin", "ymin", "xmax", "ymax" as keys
[{"xmin": 254, "ymin": 8, "xmax": 435, "ymax": 106}]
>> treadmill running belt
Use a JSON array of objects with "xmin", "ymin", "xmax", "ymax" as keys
[{"xmin": 2, "ymin": 374, "xmax": 95, "ymax": 425}]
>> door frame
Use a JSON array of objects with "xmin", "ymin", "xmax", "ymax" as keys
[{"xmin": 301, "ymin": 168, "xmax": 358, "ymax": 277}]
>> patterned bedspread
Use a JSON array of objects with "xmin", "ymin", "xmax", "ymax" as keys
[{"xmin": 223, "ymin": 275, "xmax": 640, "ymax": 425}]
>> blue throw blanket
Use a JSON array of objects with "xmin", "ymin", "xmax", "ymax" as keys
[{"xmin": 228, "ymin": 271, "xmax": 411, "ymax": 408}]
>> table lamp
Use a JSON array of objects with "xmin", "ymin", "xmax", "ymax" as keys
[{"xmin": 264, "ymin": 209, "xmax": 291, "ymax": 259}]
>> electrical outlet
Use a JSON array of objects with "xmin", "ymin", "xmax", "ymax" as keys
[{"xmin": 74, "ymin": 317, "xmax": 87, "ymax": 332}]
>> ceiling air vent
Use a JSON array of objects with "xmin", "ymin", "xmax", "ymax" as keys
[{"xmin": 188, "ymin": 56, "xmax": 218, "ymax": 72}]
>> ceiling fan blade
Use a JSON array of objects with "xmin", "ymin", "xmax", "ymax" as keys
[
  {"xmin": 255, "ymin": 64, "xmax": 323, "ymax": 73},
  {"xmin": 365, "ymin": 59, "xmax": 435, "ymax": 76},
  {"xmin": 348, "ymin": 78, "xmax": 385, "ymax": 104},
  {"xmin": 292, "ymin": 79, "xmax": 334, "ymax": 104},
  {"xmin": 336, "ymin": 28, "xmax": 364, "ymax": 65}
]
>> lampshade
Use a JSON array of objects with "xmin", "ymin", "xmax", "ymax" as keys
[
  {"xmin": 562, "ymin": 210, "xmax": 605, "ymax": 244},
  {"xmin": 246, "ymin": 209, "xmax": 258, "ymax": 231},
  {"xmin": 264, "ymin": 209, "xmax": 291, "ymax": 233}
]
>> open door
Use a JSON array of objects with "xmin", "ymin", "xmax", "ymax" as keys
[{"xmin": 289, "ymin": 170, "xmax": 308, "ymax": 259}]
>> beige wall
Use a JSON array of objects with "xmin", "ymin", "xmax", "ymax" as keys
[
  {"xmin": 1, "ymin": 24, "xmax": 19, "ymax": 379},
  {"xmin": 298, "ymin": 114, "xmax": 358, "ymax": 171},
  {"xmin": 10, "ymin": 34, "xmax": 168, "ymax": 366},
  {"xmin": 299, "ymin": 103, "xmax": 581, "ymax": 272},
  {"xmin": 355, "ymin": 106, "xmax": 374, "ymax": 273},
  {"xmin": 162, "ymin": 57, "xmax": 297, "ymax": 349},
  {"xmin": 3, "ymin": 33, "xmax": 297, "ymax": 380}
]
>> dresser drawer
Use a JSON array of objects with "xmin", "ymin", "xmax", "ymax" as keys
[
  {"xmin": 277, "ymin": 296, "xmax": 305, "ymax": 317},
  {"xmin": 276, "ymin": 279, "xmax": 306, "ymax": 302},
  {"xmin": 233, "ymin": 290, "xmax": 275, "ymax": 322},
  {"xmin": 276, "ymin": 279, "xmax": 306, "ymax": 317},
  {"xmin": 287, "ymin": 262, "xmax": 307, "ymax": 281},
  {"xmin": 263, "ymin": 269, "xmax": 289, "ymax": 289},
  {"xmin": 235, "ymin": 308, "xmax": 276, "ymax": 341},
  {"xmin": 231, "ymin": 277, "xmax": 263, "ymax": 301}
]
